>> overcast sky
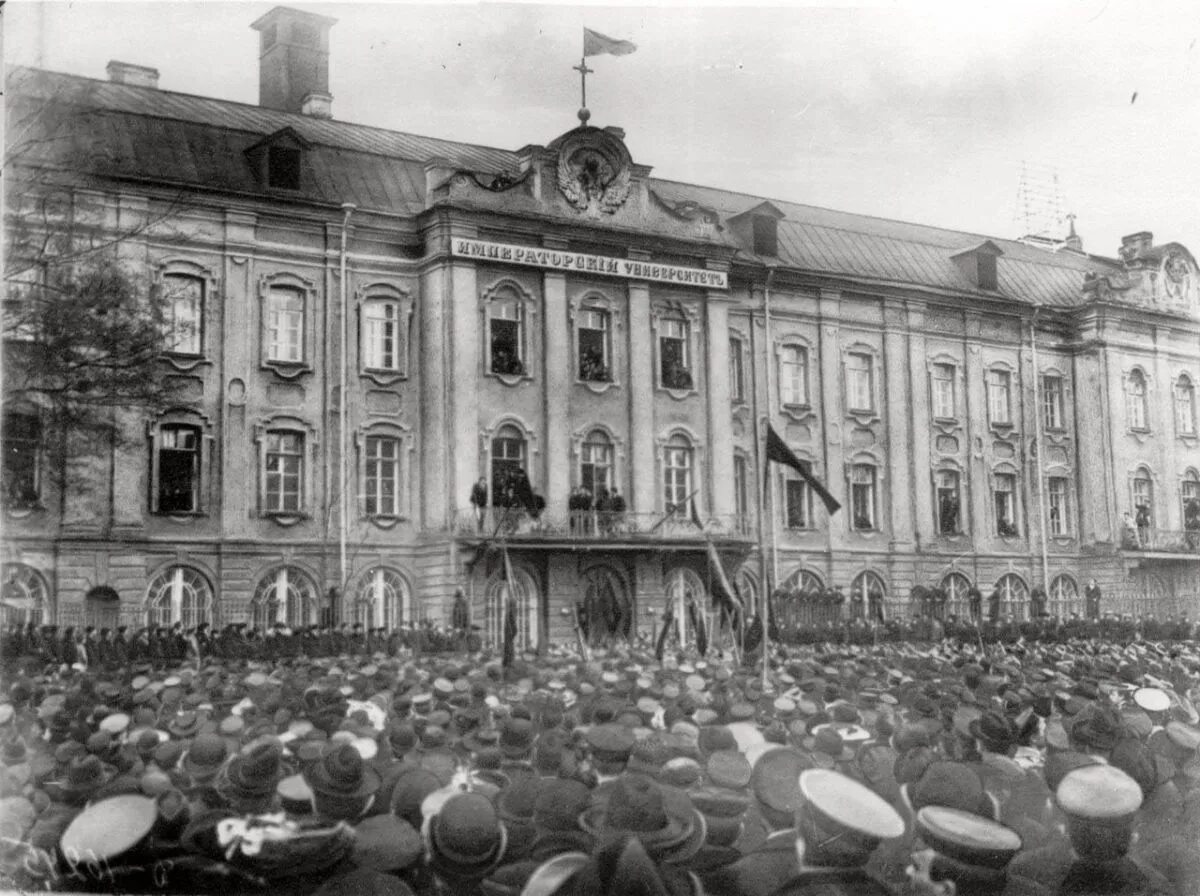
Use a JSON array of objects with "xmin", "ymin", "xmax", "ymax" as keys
[{"xmin": 8, "ymin": 1, "xmax": 1200, "ymax": 258}]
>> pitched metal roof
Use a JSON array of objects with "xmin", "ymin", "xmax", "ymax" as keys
[{"xmin": 9, "ymin": 65, "xmax": 1122, "ymax": 307}]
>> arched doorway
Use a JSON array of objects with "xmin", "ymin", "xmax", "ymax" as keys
[
  {"xmin": 84, "ymin": 586, "xmax": 120, "ymax": 629},
  {"xmin": 1, "ymin": 564, "xmax": 49, "ymax": 626},
  {"xmin": 658, "ymin": 567, "xmax": 706, "ymax": 651},
  {"xmin": 578, "ymin": 565, "xmax": 630, "ymax": 646},
  {"xmin": 484, "ymin": 564, "xmax": 539, "ymax": 652}
]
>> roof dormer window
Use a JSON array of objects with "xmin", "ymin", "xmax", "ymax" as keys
[
  {"xmin": 951, "ymin": 240, "xmax": 1003, "ymax": 292},
  {"xmin": 268, "ymin": 145, "xmax": 302, "ymax": 190},
  {"xmin": 753, "ymin": 216, "xmax": 778, "ymax": 256}
]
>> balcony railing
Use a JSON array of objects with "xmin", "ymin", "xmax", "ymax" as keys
[
  {"xmin": 1120, "ymin": 527, "xmax": 1200, "ymax": 555},
  {"xmin": 454, "ymin": 507, "xmax": 756, "ymax": 542}
]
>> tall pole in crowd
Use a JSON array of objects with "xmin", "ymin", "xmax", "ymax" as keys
[{"xmin": 761, "ymin": 266, "xmax": 779, "ymax": 690}]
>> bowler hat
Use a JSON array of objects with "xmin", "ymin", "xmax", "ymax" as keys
[{"xmin": 424, "ymin": 791, "xmax": 507, "ymax": 881}]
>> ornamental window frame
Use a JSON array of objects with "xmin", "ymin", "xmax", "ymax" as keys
[
  {"xmin": 930, "ymin": 360, "xmax": 958, "ymax": 422},
  {"xmin": 355, "ymin": 421, "xmax": 414, "ymax": 526},
  {"xmin": 1126, "ymin": 367, "xmax": 1150, "ymax": 432},
  {"xmin": 481, "ymin": 416, "xmax": 539, "ymax": 508},
  {"xmin": 1046, "ymin": 474, "xmax": 1073, "ymax": 537},
  {"xmin": 991, "ymin": 465, "xmax": 1021, "ymax": 537},
  {"xmin": 258, "ymin": 271, "xmax": 317, "ymax": 378},
  {"xmin": 846, "ymin": 455, "xmax": 882, "ymax": 532},
  {"xmin": 253, "ymin": 415, "xmax": 319, "ymax": 524},
  {"xmin": 994, "ymin": 573, "xmax": 1029, "ymax": 620},
  {"xmin": 660, "ymin": 430, "xmax": 696, "ymax": 516},
  {"xmin": 777, "ymin": 339, "xmax": 811, "ymax": 409},
  {"xmin": 1041, "ymin": 372, "xmax": 1066, "ymax": 431},
  {"xmin": 780, "ymin": 447, "xmax": 820, "ymax": 532},
  {"xmin": 933, "ymin": 465, "xmax": 964, "ymax": 535},
  {"xmin": 575, "ymin": 425, "xmax": 620, "ymax": 498},
  {"xmin": 729, "ymin": 331, "xmax": 747, "ymax": 405},
  {"xmin": 1175, "ymin": 373, "xmax": 1197, "ymax": 438},
  {"xmin": 481, "ymin": 279, "xmax": 538, "ymax": 385},
  {"xmin": 651, "ymin": 302, "xmax": 701, "ymax": 398},
  {"xmin": 570, "ymin": 290, "xmax": 622, "ymax": 391},
  {"xmin": 844, "ymin": 347, "xmax": 877, "ymax": 415},
  {"xmin": 357, "ymin": 282, "xmax": 414, "ymax": 385},
  {"xmin": 986, "ymin": 365, "xmax": 1014, "ymax": 427},
  {"xmin": 155, "ymin": 259, "xmax": 217, "ymax": 371},
  {"xmin": 1130, "ymin": 464, "xmax": 1156, "ymax": 525},
  {"xmin": 1181, "ymin": 468, "xmax": 1200, "ymax": 529},
  {"xmin": 147, "ymin": 408, "xmax": 214, "ymax": 517}
]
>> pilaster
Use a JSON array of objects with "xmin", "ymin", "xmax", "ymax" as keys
[
  {"xmin": 543, "ymin": 258, "xmax": 570, "ymax": 506},
  {"xmin": 883, "ymin": 301, "xmax": 914, "ymax": 549},
  {"xmin": 627, "ymin": 269, "xmax": 655, "ymax": 512},
  {"xmin": 705, "ymin": 293, "xmax": 734, "ymax": 517},
  {"xmin": 817, "ymin": 288, "xmax": 843, "ymax": 550}
]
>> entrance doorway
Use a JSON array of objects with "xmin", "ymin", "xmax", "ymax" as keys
[
  {"xmin": 578, "ymin": 566, "xmax": 631, "ymax": 646},
  {"xmin": 84, "ymin": 586, "xmax": 120, "ymax": 629}
]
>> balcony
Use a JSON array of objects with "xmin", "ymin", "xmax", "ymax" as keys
[
  {"xmin": 453, "ymin": 507, "xmax": 757, "ymax": 548},
  {"xmin": 1120, "ymin": 527, "xmax": 1200, "ymax": 558}
]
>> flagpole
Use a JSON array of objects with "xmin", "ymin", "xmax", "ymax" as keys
[{"xmin": 762, "ymin": 265, "xmax": 778, "ymax": 691}]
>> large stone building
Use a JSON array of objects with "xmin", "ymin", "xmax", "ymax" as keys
[{"xmin": 5, "ymin": 8, "xmax": 1200, "ymax": 647}]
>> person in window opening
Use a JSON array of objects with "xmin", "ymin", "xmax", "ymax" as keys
[
  {"xmin": 1084, "ymin": 578, "xmax": 1102, "ymax": 621},
  {"xmin": 470, "ymin": 476, "xmax": 488, "ymax": 531},
  {"xmin": 1135, "ymin": 503, "xmax": 1152, "ymax": 546},
  {"xmin": 1121, "ymin": 511, "xmax": 1139, "ymax": 548},
  {"xmin": 491, "ymin": 344, "xmax": 524, "ymax": 377},
  {"xmin": 664, "ymin": 358, "xmax": 693, "ymax": 391},
  {"xmin": 1186, "ymin": 498, "xmax": 1200, "ymax": 549},
  {"xmin": 579, "ymin": 347, "xmax": 610, "ymax": 382},
  {"xmin": 451, "ymin": 588, "xmax": 470, "ymax": 632},
  {"xmin": 853, "ymin": 507, "xmax": 874, "ymax": 531},
  {"xmin": 938, "ymin": 493, "xmax": 959, "ymax": 534},
  {"xmin": 568, "ymin": 485, "xmax": 593, "ymax": 534},
  {"xmin": 609, "ymin": 487, "xmax": 627, "ymax": 532},
  {"xmin": 595, "ymin": 486, "xmax": 613, "ymax": 535}
]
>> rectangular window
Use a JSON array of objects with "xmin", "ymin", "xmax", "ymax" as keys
[
  {"xmin": 660, "ymin": 319, "xmax": 692, "ymax": 390},
  {"xmin": 1042, "ymin": 375, "xmax": 1064, "ymax": 430},
  {"xmin": 663, "ymin": 443, "xmax": 693, "ymax": 510},
  {"xmin": 935, "ymin": 470, "xmax": 961, "ymax": 534},
  {"xmin": 752, "ymin": 216, "xmax": 778, "ymax": 256},
  {"xmin": 733, "ymin": 454, "xmax": 748, "ymax": 526},
  {"xmin": 729, "ymin": 337, "xmax": 745, "ymax": 403},
  {"xmin": 490, "ymin": 301, "xmax": 525, "ymax": 376},
  {"xmin": 363, "ymin": 301, "xmax": 402, "ymax": 371},
  {"xmin": 784, "ymin": 467, "xmax": 813, "ymax": 530},
  {"xmin": 846, "ymin": 353, "xmax": 874, "ymax": 412},
  {"xmin": 264, "ymin": 432, "xmax": 303, "ymax": 513},
  {"xmin": 2, "ymin": 413, "xmax": 40, "ymax": 509},
  {"xmin": 994, "ymin": 473, "xmax": 1018, "ymax": 536},
  {"xmin": 578, "ymin": 309, "xmax": 611, "ymax": 382},
  {"xmin": 162, "ymin": 275, "xmax": 203, "ymax": 355},
  {"xmin": 1048, "ymin": 477, "xmax": 1070, "ymax": 536},
  {"xmin": 364, "ymin": 436, "xmax": 401, "ymax": 517},
  {"xmin": 987, "ymin": 369, "xmax": 1012, "ymax": 424},
  {"xmin": 266, "ymin": 287, "xmax": 304, "ymax": 363},
  {"xmin": 850, "ymin": 464, "xmax": 876, "ymax": 531},
  {"xmin": 932, "ymin": 363, "xmax": 956, "ymax": 420},
  {"xmin": 580, "ymin": 439, "xmax": 614, "ymax": 496},
  {"xmin": 158, "ymin": 425, "xmax": 200, "ymax": 514},
  {"xmin": 780, "ymin": 345, "xmax": 808, "ymax": 406}
]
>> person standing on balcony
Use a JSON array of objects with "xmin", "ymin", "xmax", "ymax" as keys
[
  {"xmin": 1136, "ymin": 503, "xmax": 1152, "ymax": 547},
  {"xmin": 470, "ymin": 476, "xmax": 489, "ymax": 532},
  {"xmin": 610, "ymin": 487, "xmax": 626, "ymax": 532}
]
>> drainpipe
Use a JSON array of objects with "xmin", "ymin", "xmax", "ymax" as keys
[{"xmin": 339, "ymin": 203, "xmax": 356, "ymax": 622}]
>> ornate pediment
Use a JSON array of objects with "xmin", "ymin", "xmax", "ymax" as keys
[
  {"xmin": 1083, "ymin": 237, "xmax": 1199, "ymax": 315},
  {"xmin": 548, "ymin": 126, "xmax": 633, "ymax": 216}
]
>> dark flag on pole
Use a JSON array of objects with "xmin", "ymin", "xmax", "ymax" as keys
[{"xmin": 764, "ymin": 423, "xmax": 841, "ymax": 515}]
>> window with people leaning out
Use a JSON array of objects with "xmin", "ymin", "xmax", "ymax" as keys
[
  {"xmin": 489, "ymin": 298, "xmax": 525, "ymax": 377},
  {"xmin": 577, "ymin": 309, "xmax": 612, "ymax": 383},
  {"xmin": 659, "ymin": 318, "xmax": 693, "ymax": 390}
]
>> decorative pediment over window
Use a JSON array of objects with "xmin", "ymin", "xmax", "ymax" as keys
[{"xmin": 245, "ymin": 127, "xmax": 312, "ymax": 191}]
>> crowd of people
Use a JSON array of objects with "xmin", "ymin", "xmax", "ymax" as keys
[{"xmin": 1, "ymin": 608, "xmax": 1199, "ymax": 896}]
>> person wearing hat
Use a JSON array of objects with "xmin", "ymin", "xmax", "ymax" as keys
[
  {"xmin": 727, "ymin": 769, "xmax": 902, "ymax": 896},
  {"xmin": 305, "ymin": 741, "xmax": 382, "ymax": 822},
  {"xmin": 424, "ymin": 790, "xmax": 508, "ymax": 887},
  {"xmin": 909, "ymin": 805, "xmax": 1022, "ymax": 896},
  {"xmin": 1005, "ymin": 764, "xmax": 1172, "ymax": 896}
]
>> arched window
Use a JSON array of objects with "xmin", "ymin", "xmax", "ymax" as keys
[
  {"xmin": 146, "ymin": 566, "xmax": 213, "ymax": 629},
  {"xmin": 355, "ymin": 567, "xmax": 410, "ymax": 629},
  {"xmin": 735, "ymin": 566, "xmax": 759, "ymax": 618},
  {"xmin": 1, "ymin": 563, "xmax": 49, "ymax": 626},
  {"xmin": 777, "ymin": 568, "xmax": 822, "ymax": 630},
  {"xmin": 782, "ymin": 567, "xmax": 824, "ymax": 595},
  {"xmin": 850, "ymin": 571, "xmax": 887, "ymax": 621},
  {"xmin": 362, "ymin": 297, "xmax": 403, "ymax": 372},
  {"xmin": 663, "ymin": 434, "xmax": 694, "ymax": 514},
  {"xmin": 580, "ymin": 429, "xmax": 614, "ymax": 497},
  {"xmin": 941, "ymin": 572, "xmax": 973, "ymax": 618},
  {"xmin": 1049, "ymin": 575, "xmax": 1079, "ymax": 618},
  {"xmin": 995, "ymin": 573, "xmax": 1029, "ymax": 621},
  {"xmin": 1175, "ymin": 375, "xmax": 1196, "ymax": 436},
  {"xmin": 1127, "ymin": 369, "xmax": 1149, "ymax": 431},
  {"xmin": 485, "ymin": 563, "xmax": 539, "ymax": 651},
  {"xmin": 251, "ymin": 566, "xmax": 317, "ymax": 628},
  {"xmin": 662, "ymin": 567, "xmax": 706, "ymax": 647},
  {"xmin": 491, "ymin": 424, "xmax": 527, "ymax": 507}
]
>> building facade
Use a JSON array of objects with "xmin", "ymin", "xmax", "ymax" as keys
[{"xmin": 5, "ymin": 8, "xmax": 1200, "ymax": 645}]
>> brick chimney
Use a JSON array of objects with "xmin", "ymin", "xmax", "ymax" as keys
[
  {"xmin": 250, "ymin": 6, "xmax": 337, "ymax": 115},
  {"xmin": 106, "ymin": 61, "xmax": 159, "ymax": 89}
]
